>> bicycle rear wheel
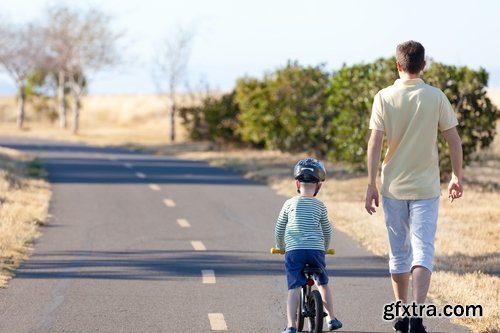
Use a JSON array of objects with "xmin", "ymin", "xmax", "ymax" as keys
[{"xmin": 307, "ymin": 290, "xmax": 323, "ymax": 333}]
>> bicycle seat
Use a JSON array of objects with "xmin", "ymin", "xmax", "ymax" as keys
[{"xmin": 303, "ymin": 266, "xmax": 322, "ymax": 275}]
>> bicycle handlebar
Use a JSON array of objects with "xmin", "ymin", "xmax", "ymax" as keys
[
  {"xmin": 270, "ymin": 248, "xmax": 335, "ymax": 255},
  {"xmin": 270, "ymin": 247, "xmax": 285, "ymax": 254}
]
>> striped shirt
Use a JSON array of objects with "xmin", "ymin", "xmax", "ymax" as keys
[{"xmin": 275, "ymin": 196, "xmax": 332, "ymax": 252}]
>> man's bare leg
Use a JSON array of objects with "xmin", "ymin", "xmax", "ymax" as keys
[{"xmin": 391, "ymin": 272, "xmax": 410, "ymax": 303}]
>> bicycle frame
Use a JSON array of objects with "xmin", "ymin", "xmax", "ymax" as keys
[{"xmin": 300, "ymin": 267, "xmax": 319, "ymax": 317}]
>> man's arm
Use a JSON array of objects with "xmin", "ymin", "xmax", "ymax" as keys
[
  {"xmin": 365, "ymin": 129, "xmax": 384, "ymax": 214},
  {"xmin": 441, "ymin": 126, "xmax": 463, "ymax": 202}
]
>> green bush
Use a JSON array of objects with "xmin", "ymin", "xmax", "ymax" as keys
[
  {"xmin": 235, "ymin": 61, "xmax": 331, "ymax": 156},
  {"xmin": 181, "ymin": 58, "xmax": 499, "ymax": 180}
]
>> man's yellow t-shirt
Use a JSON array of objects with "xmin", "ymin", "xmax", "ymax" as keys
[{"xmin": 369, "ymin": 78, "xmax": 458, "ymax": 200}]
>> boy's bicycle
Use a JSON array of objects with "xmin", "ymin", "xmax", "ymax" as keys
[{"xmin": 271, "ymin": 248, "xmax": 335, "ymax": 333}]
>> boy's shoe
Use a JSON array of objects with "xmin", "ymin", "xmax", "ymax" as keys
[
  {"xmin": 328, "ymin": 318, "xmax": 343, "ymax": 330},
  {"xmin": 393, "ymin": 317, "xmax": 409, "ymax": 333},
  {"xmin": 281, "ymin": 327, "xmax": 297, "ymax": 333},
  {"xmin": 409, "ymin": 317, "xmax": 427, "ymax": 333}
]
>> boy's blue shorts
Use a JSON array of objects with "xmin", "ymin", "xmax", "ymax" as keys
[{"xmin": 285, "ymin": 249, "xmax": 328, "ymax": 290}]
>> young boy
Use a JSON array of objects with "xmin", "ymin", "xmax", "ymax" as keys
[{"xmin": 275, "ymin": 158, "xmax": 342, "ymax": 333}]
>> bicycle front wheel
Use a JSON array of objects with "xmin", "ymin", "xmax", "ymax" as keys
[{"xmin": 307, "ymin": 290, "xmax": 323, "ymax": 333}]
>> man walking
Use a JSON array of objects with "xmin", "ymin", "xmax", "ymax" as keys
[{"xmin": 364, "ymin": 40, "xmax": 463, "ymax": 333}]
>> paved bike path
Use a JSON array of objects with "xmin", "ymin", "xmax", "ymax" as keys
[{"xmin": 0, "ymin": 137, "xmax": 469, "ymax": 333}]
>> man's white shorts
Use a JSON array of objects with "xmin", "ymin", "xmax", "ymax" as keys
[{"xmin": 382, "ymin": 196, "xmax": 439, "ymax": 274}]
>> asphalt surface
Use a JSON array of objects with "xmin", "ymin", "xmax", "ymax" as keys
[{"xmin": 0, "ymin": 137, "xmax": 470, "ymax": 333}]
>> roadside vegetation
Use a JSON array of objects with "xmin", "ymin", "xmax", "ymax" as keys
[{"xmin": 0, "ymin": 147, "xmax": 50, "ymax": 288}]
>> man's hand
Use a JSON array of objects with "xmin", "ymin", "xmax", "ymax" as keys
[
  {"xmin": 442, "ymin": 127, "xmax": 463, "ymax": 203},
  {"xmin": 365, "ymin": 184, "xmax": 379, "ymax": 215},
  {"xmin": 448, "ymin": 175, "xmax": 463, "ymax": 203},
  {"xmin": 366, "ymin": 130, "xmax": 383, "ymax": 215}
]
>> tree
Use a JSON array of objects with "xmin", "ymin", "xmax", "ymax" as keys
[
  {"xmin": 153, "ymin": 26, "xmax": 194, "ymax": 142},
  {"xmin": 0, "ymin": 22, "xmax": 43, "ymax": 128},
  {"xmin": 41, "ymin": 5, "xmax": 120, "ymax": 133},
  {"xmin": 67, "ymin": 72, "xmax": 87, "ymax": 134},
  {"xmin": 41, "ymin": 6, "xmax": 73, "ymax": 129}
]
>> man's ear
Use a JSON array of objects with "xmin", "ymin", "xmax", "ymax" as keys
[
  {"xmin": 421, "ymin": 60, "xmax": 426, "ymax": 72},
  {"xmin": 396, "ymin": 62, "xmax": 403, "ymax": 72},
  {"xmin": 296, "ymin": 180, "xmax": 301, "ymax": 193}
]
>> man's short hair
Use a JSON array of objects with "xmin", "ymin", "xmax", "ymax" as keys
[{"xmin": 396, "ymin": 41, "xmax": 425, "ymax": 74}]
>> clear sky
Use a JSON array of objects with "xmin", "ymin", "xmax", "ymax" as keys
[{"xmin": 1, "ymin": 0, "xmax": 499, "ymax": 95}]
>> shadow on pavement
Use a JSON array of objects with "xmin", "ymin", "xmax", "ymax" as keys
[
  {"xmin": 0, "ymin": 140, "xmax": 258, "ymax": 186},
  {"xmin": 14, "ymin": 249, "xmax": 390, "ymax": 281}
]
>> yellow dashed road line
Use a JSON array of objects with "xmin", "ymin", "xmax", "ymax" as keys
[
  {"xmin": 163, "ymin": 199, "xmax": 176, "ymax": 207},
  {"xmin": 201, "ymin": 270, "xmax": 216, "ymax": 284},
  {"xmin": 148, "ymin": 184, "xmax": 161, "ymax": 191},
  {"xmin": 176, "ymin": 218, "xmax": 191, "ymax": 228},
  {"xmin": 208, "ymin": 313, "xmax": 227, "ymax": 331},
  {"xmin": 190, "ymin": 241, "xmax": 206, "ymax": 251}
]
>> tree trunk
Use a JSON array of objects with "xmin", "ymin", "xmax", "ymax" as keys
[
  {"xmin": 169, "ymin": 102, "xmax": 176, "ymax": 142},
  {"xmin": 58, "ymin": 70, "xmax": 67, "ymax": 128},
  {"xmin": 72, "ymin": 94, "xmax": 81, "ymax": 135},
  {"xmin": 16, "ymin": 85, "xmax": 26, "ymax": 129}
]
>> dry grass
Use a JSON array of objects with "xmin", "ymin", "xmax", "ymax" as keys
[
  {"xmin": 435, "ymin": 191, "xmax": 499, "ymax": 273},
  {"xmin": 0, "ymin": 93, "xmax": 212, "ymax": 146},
  {"xmin": 431, "ymin": 272, "xmax": 499, "ymax": 333},
  {"xmin": 0, "ymin": 147, "xmax": 51, "ymax": 288}
]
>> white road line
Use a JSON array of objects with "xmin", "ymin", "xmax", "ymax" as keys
[
  {"xmin": 136, "ymin": 172, "xmax": 146, "ymax": 179},
  {"xmin": 124, "ymin": 163, "xmax": 133, "ymax": 168},
  {"xmin": 176, "ymin": 218, "xmax": 191, "ymax": 228},
  {"xmin": 201, "ymin": 270, "xmax": 216, "ymax": 284},
  {"xmin": 190, "ymin": 241, "xmax": 206, "ymax": 251},
  {"xmin": 163, "ymin": 199, "xmax": 176, "ymax": 207},
  {"xmin": 208, "ymin": 313, "xmax": 227, "ymax": 331},
  {"xmin": 148, "ymin": 184, "xmax": 161, "ymax": 191}
]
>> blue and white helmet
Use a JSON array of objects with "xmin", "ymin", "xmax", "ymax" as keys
[{"xmin": 293, "ymin": 158, "xmax": 326, "ymax": 183}]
